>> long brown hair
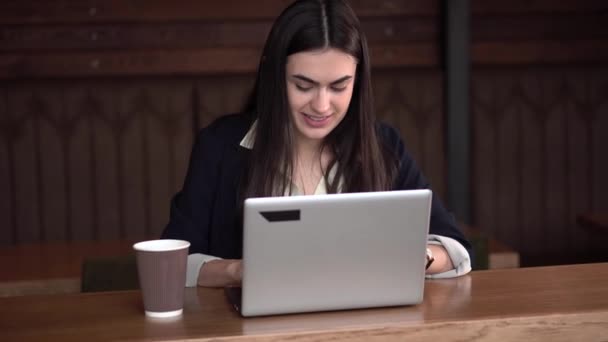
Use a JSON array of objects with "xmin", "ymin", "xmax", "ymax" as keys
[{"xmin": 243, "ymin": 0, "xmax": 396, "ymax": 198}]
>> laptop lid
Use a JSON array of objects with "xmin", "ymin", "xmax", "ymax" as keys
[{"xmin": 239, "ymin": 189, "xmax": 432, "ymax": 317}]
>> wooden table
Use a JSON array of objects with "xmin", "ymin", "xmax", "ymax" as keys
[{"xmin": 1, "ymin": 263, "xmax": 607, "ymax": 342}]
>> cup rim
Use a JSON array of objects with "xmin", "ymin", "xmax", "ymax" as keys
[{"xmin": 133, "ymin": 239, "xmax": 190, "ymax": 252}]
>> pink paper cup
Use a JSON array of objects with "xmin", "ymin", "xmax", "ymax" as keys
[{"xmin": 133, "ymin": 239, "xmax": 190, "ymax": 318}]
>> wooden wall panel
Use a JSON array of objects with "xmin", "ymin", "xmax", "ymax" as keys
[
  {"xmin": 0, "ymin": 70, "xmax": 447, "ymax": 246},
  {"xmin": 472, "ymin": 13, "xmax": 608, "ymax": 41},
  {"xmin": 0, "ymin": 82, "xmax": 198, "ymax": 244},
  {"xmin": 594, "ymin": 110, "xmax": 608, "ymax": 211},
  {"xmin": 90, "ymin": 93, "xmax": 121, "ymax": 241},
  {"xmin": 68, "ymin": 103, "xmax": 95, "ymax": 242},
  {"xmin": 471, "ymin": 0, "xmax": 608, "ymax": 14},
  {"xmin": 120, "ymin": 93, "xmax": 147, "ymax": 241},
  {"xmin": 0, "ymin": 45, "xmax": 441, "ymax": 79},
  {"xmin": 472, "ymin": 68, "xmax": 608, "ymax": 264},
  {"xmin": 0, "ymin": 1, "xmax": 449, "ymax": 247},
  {"xmin": 138, "ymin": 83, "xmax": 194, "ymax": 239},
  {"xmin": 0, "ymin": 0, "xmax": 437, "ymax": 24},
  {"xmin": 374, "ymin": 70, "xmax": 446, "ymax": 199},
  {"xmin": 544, "ymin": 104, "xmax": 569, "ymax": 256},
  {"xmin": 566, "ymin": 97, "xmax": 595, "ymax": 254},
  {"xmin": 8, "ymin": 90, "xmax": 46, "ymax": 244},
  {"xmin": 472, "ymin": 40, "xmax": 608, "ymax": 66},
  {"xmin": 471, "ymin": 2, "xmax": 608, "ymax": 66},
  {"xmin": 39, "ymin": 99, "xmax": 69, "ymax": 242},
  {"xmin": 1, "ymin": 0, "xmax": 605, "ymax": 269},
  {"xmin": 0, "ymin": 19, "xmax": 436, "ymax": 52},
  {"xmin": 471, "ymin": 0, "xmax": 608, "ymax": 265},
  {"xmin": 0, "ymin": 91, "xmax": 18, "ymax": 244},
  {"xmin": 0, "ymin": 96, "xmax": 11, "ymax": 243},
  {"xmin": 471, "ymin": 73, "xmax": 522, "ymax": 251},
  {"xmin": 16, "ymin": 104, "xmax": 45, "ymax": 243},
  {"xmin": 0, "ymin": 22, "xmax": 272, "ymax": 51},
  {"xmin": 0, "ymin": 0, "xmax": 442, "ymax": 79},
  {"xmin": 195, "ymin": 76, "xmax": 255, "ymax": 130}
]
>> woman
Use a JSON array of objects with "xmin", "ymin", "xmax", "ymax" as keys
[{"xmin": 162, "ymin": 0, "xmax": 472, "ymax": 287}]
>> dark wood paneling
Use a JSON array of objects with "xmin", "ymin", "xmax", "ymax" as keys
[
  {"xmin": 0, "ymin": 18, "xmax": 437, "ymax": 52},
  {"xmin": 0, "ymin": 0, "xmax": 445, "ymax": 245},
  {"xmin": 472, "ymin": 0, "xmax": 608, "ymax": 268},
  {"xmin": 0, "ymin": 0, "xmax": 289, "ymax": 24},
  {"xmin": 374, "ymin": 70, "xmax": 446, "ymax": 199},
  {"xmin": 0, "ymin": 0, "xmax": 438, "ymax": 24},
  {"xmin": 0, "ymin": 0, "xmax": 441, "ymax": 78},
  {"xmin": 472, "ymin": 13, "xmax": 608, "ymax": 41},
  {"xmin": 471, "ymin": 0, "xmax": 608, "ymax": 14},
  {"xmin": 471, "ymin": 2, "xmax": 608, "ymax": 66},
  {"xmin": 0, "ymin": 22, "xmax": 273, "ymax": 51},
  {"xmin": 0, "ymin": 82, "xmax": 197, "ymax": 243},
  {"xmin": 0, "ymin": 48, "xmax": 262, "ymax": 79},
  {"xmin": 472, "ymin": 40, "xmax": 608, "ymax": 65},
  {"xmin": 0, "ymin": 70, "xmax": 447, "ymax": 245},
  {"xmin": 0, "ymin": 44, "xmax": 439, "ymax": 79},
  {"xmin": 472, "ymin": 68, "xmax": 608, "ymax": 264}
]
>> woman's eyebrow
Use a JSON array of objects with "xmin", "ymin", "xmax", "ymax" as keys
[{"xmin": 292, "ymin": 74, "xmax": 353, "ymax": 85}]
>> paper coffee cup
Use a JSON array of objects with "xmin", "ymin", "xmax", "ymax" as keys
[{"xmin": 133, "ymin": 239, "xmax": 190, "ymax": 318}]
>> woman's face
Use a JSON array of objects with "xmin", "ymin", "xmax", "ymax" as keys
[{"xmin": 285, "ymin": 48, "xmax": 357, "ymax": 146}]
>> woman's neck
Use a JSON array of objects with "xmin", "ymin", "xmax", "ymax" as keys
[
  {"xmin": 293, "ymin": 131, "xmax": 322, "ymax": 158},
  {"xmin": 292, "ymin": 136, "xmax": 332, "ymax": 195}
]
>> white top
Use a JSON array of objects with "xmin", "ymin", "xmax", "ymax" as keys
[{"xmin": 185, "ymin": 122, "xmax": 471, "ymax": 286}]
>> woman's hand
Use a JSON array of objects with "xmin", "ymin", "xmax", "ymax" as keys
[
  {"xmin": 197, "ymin": 259, "xmax": 243, "ymax": 287},
  {"xmin": 425, "ymin": 244, "xmax": 454, "ymax": 274},
  {"xmin": 195, "ymin": 245, "xmax": 454, "ymax": 286}
]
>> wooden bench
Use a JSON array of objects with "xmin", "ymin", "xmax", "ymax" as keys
[
  {"xmin": 577, "ymin": 212, "xmax": 608, "ymax": 235},
  {"xmin": 0, "ymin": 240, "xmax": 135, "ymax": 297},
  {"xmin": 0, "ymin": 228, "xmax": 520, "ymax": 297},
  {"xmin": 461, "ymin": 224, "xmax": 520, "ymax": 270}
]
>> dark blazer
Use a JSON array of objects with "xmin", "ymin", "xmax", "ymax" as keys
[{"xmin": 161, "ymin": 113, "xmax": 472, "ymax": 260}]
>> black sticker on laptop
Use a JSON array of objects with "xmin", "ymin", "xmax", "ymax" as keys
[{"xmin": 259, "ymin": 210, "xmax": 300, "ymax": 222}]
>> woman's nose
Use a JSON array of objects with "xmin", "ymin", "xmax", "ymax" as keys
[{"xmin": 311, "ymin": 89, "xmax": 331, "ymax": 114}]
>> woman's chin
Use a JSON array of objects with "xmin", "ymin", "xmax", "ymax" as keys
[{"xmin": 295, "ymin": 126, "xmax": 331, "ymax": 143}]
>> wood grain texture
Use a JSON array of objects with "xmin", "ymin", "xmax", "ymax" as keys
[
  {"xmin": 472, "ymin": 12, "xmax": 608, "ymax": 42},
  {"xmin": 471, "ymin": 1, "xmax": 608, "ymax": 66},
  {"xmin": 578, "ymin": 212, "xmax": 608, "ymax": 234},
  {"xmin": 4, "ymin": 40, "xmax": 606, "ymax": 77},
  {"xmin": 0, "ymin": 240, "xmax": 135, "ymax": 282},
  {"xmin": 0, "ymin": 44, "xmax": 439, "ymax": 79},
  {"xmin": 471, "ymin": 0, "xmax": 608, "ymax": 14},
  {"xmin": 0, "ymin": 19, "xmax": 436, "ymax": 52},
  {"xmin": 200, "ymin": 312, "xmax": 608, "ymax": 342},
  {"xmin": 0, "ymin": 82, "xmax": 196, "ymax": 244},
  {"xmin": 374, "ymin": 69, "xmax": 446, "ymax": 199},
  {"xmin": 0, "ymin": 0, "xmax": 438, "ymax": 24},
  {"xmin": 0, "ymin": 278, "xmax": 80, "ymax": 298},
  {"xmin": 472, "ymin": 40, "xmax": 608, "ymax": 66},
  {"xmin": 1, "ymin": 263, "xmax": 607, "ymax": 341},
  {"xmin": 0, "ymin": 0, "xmax": 442, "ymax": 78},
  {"xmin": 0, "ymin": 70, "xmax": 447, "ymax": 247},
  {"xmin": 0, "ymin": 230, "xmax": 514, "ymax": 297},
  {"xmin": 472, "ymin": 68, "xmax": 608, "ymax": 265}
]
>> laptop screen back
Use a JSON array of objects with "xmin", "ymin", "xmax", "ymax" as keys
[{"xmin": 240, "ymin": 189, "xmax": 432, "ymax": 317}]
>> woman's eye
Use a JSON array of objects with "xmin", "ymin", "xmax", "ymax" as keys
[
  {"xmin": 296, "ymin": 84, "xmax": 312, "ymax": 91},
  {"xmin": 331, "ymin": 86, "xmax": 347, "ymax": 92}
]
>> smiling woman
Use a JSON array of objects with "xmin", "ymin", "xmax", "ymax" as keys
[
  {"xmin": 161, "ymin": 0, "xmax": 472, "ymax": 288},
  {"xmin": 286, "ymin": 49, "xmax": 356, "ymax": 147}
]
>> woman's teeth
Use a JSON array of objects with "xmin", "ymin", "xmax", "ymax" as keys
[{"xmin": 305, "ymin": 114, "xmax": 328, "ymax": 121}]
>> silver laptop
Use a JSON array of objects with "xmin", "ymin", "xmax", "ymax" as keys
[{"xmin": 226, "ymin": 189, "xmax": 432, "ymax": 317}]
